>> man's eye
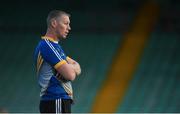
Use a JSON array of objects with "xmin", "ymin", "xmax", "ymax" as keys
[{"xmin": 64, "ymin": 22, "xmax": 68, "ymax": 25}]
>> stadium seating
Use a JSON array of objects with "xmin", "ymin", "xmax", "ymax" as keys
[
  {"xmin": 117, "ymin": 33, "xmax": 180, "ymax": 112},
  {"xmin": 0, "ymin": 33, "xmax": 40, "ymax": 112}
]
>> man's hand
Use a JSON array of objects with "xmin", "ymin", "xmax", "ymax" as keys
[
  {"xmin": 67, "ymin": 57, "xmax": 81, "ymax": 76},
  {"xmin": 70, "ymin": 62, "xmax": 81, "ymax": 76}
]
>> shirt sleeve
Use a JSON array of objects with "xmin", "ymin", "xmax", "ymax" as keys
[
  {"xmin": 66, "ymin": 56, "xmax": 71, "ymax": 61},
  {"xmin": 40, "ymin": 40, "xmax": 67, "ymax": 69}
]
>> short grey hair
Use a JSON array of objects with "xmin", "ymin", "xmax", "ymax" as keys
[{"xmin": 46, "ymin": 10, "xmax": 70, "ymax": 27}]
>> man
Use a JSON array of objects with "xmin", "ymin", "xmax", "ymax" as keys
[{"xmin": 34, "ymin": 10, "xmax": 81, "ymax": 113}]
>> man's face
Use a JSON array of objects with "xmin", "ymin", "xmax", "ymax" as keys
[{"xmin": 54, "ymin": 15, "xmax": 71, "ymax": 39}]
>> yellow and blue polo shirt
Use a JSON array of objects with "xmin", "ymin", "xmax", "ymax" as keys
[{"xmin": 34, "ymin": 36, "xmax": 73, "ymax": 101}]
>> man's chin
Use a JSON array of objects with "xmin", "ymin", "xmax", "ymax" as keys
[
  {"xmin": 62, "ymin": 35, "xmax": 68, "ymax": 39},
  {"xmin": 58, "ymin": 35, "xmax": 67, "ymax": 40}
]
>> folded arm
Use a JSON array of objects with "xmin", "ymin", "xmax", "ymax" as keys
[
  {"xmin": 55, "ymin": 60, "xmax": 77, "ymax": 81},
  {"xmin": 66, "ymin": 57, "xmax": 81, "ymax": 76}
]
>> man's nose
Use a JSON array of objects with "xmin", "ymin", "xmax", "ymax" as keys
[{"xmin": 68, "ymin": 25, "xmax": 71, "ymax": 30}]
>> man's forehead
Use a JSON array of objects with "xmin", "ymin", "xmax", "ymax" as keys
[
  {"xmin": 59, "ymin": 15, "xmax": 70, "ymax": 21},
  {"xmin": 58, "ymin": 15, "xmax": 70, "ymax": 23}
]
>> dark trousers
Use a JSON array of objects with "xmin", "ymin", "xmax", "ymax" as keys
[{"xmin": 40, "ymin": 99, "xmax": 72, "ymax": 113}]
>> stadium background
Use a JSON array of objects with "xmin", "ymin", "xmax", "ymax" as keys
[{"xmin": 0, "ymin": 0, "xmax": 179, "ymax": 113}]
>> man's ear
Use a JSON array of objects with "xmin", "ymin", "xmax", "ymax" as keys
[{"xmin": 51, "ymin": 19, "xmax": 57, "ymax": 28}]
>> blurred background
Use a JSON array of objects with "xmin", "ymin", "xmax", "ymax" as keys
[{"xmin": 0, "ymin": 0, "xmax": 179, "ymax": 113}]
